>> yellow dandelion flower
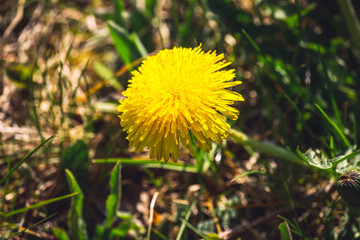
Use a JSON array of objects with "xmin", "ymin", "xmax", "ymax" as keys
[{"xmin": 118, "ymin": 45, "xmax": 244, "ymax": 162}]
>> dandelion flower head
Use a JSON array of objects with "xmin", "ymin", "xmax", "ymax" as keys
[{"xmin": 118, "ymin": 45, "xmax": 244, "ymax": 162}]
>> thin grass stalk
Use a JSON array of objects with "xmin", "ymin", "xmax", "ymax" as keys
[
  {"xmin": 9, "ymin": 213, "xmax": 57, "ymax": 239},
  {"xmin": 175, "ymin": 197, "xmax": 199, "ymax": 240},
  {"xmin": 2, "ymin": 193, "xmax": 77, "ymax": 218},
  {"xmin": 93, "ymin": 158, "xmax": 198, "ymax": 173},
  {"xmin": 0, "ymin": 133, "xmax": 10, "ymax": 211},
  {"xmin": 0, "ymin": 136, "xmax": 54, "ymax": 186},
  {"xmin": 291, "ymin": 0, "xmax": 303, "ymax": 67},
  {"xmin": 337, "ymin": 0, "xmax": 360, "ymax": 55},
  {"xmin": 28, "ymin": 60, "xmax": 44, "ymax": 141},
  {"xmin": 314, "ymin": 104, "xmax": 350, "ymax": 148}
]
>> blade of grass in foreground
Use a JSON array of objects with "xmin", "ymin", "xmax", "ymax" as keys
[
  {"xmin": 278, "ymin": 221, "xmax": 293, "ymax": 240},
  {"xmin": 0, "ymin": 136, "xmax": 54, "ymax": 185},
  {"xmin": 52, "ymin": 227, "xmax": 70, "ymax": 240},
  {"xmin": 1, "ymin": 193, "xmax": 77, "ymax": 218},
  {"xmin": 9, "ymin": 213, "xmax": 57, "ymax": 239},
  {"xmin": 65, "ymin": 169, "xmax": 88, "ymax": 240},
  {"xmin": 241, "ymin": 29, "xmax": 260, "ymax": 52},
  {"xmin": 176, "ymin": 197, "xmax": 199, "ymax": 240},
  {"xmin": 105, "ymin": 162, "xmax": 122, "ymax": 228},
  {"xmin": 315, "ymin": 104, "xmax": 350, "ymax": 147},
  {"xmin": 179, "ymin": 217, "xmax": 209, "ymax": 239},
  {"xmin": 92, "ymin": 158, "xmax": 198, "ymax": 173}
]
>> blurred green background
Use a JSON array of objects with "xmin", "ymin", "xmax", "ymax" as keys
[{"xmin": 1, "ymin": 0, "xmax": 360, "ymax": 239}]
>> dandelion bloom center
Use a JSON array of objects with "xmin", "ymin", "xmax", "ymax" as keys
[{"xmin": 118, "ymin": 46, "xmax": 244, "ymax": 162}]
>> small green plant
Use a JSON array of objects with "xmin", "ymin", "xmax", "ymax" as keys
[{"xmin": 53, "ymin": 163, "xmax": 142, "ymax": 240}]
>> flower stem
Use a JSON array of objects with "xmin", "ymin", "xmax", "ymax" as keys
[{"xmin": 229, "ymin": 129, "xmax": 308, "ymax": 167}]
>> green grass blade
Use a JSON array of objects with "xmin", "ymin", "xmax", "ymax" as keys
[
  {"xmin": 113, "ymin": 0, "xmax": 125, "ymax": 26},
  {"xmin": 179, "ymin": 217, "xmax": 208, "ymax": 239},
  {"xmin": 278, "ymin": 216, "xmax": 303, "ymax": 236},
  {"xmin": 294, "ymin": 0, "xmax": 303, "ymax": 37},
  {"xmin": 318, "ymin": 50, "xmax": 343, "ymax": 130},
  {"xmin": 2, "ymin": 193, "xmax": 77, "ymax": 218},
  {"xmin": 107, "ymin": 20, "xmax": 141, "ymax": 66},
  {"xmin": 331, "ymin": 149, "xmax": 360, "ymax": 163},
  {"xmin": 283, "ymin": 93, "xmax": 303, "ymax": 120},
  {"xmin": 106, "ymin": 162, "xmax": 122, "ymax": 227},
  {"xmin": 65, "ymin": 169, "xmax": 88, "ymax": 240},
  {"xmin": 241, "ymin": 29, "xmax": 260, "ymax": 52},
  {"xmin": 93, "ymin": 61, "xmax": 122, "ymax": 90},
  {"xmin": 315, "ymin": 104, "xmax": 350, "ymax": 147},
  {"xmin": 10, "ymin": 213, "xmax": 57, "ymax": 239},
  {"xmin": 175, "ymin": 197, "xmax": 199, "ymax": 240},
  {"xmin": 278, "ymin": 221, "xmax": 293, "ymax": 240},
  {"xmin": 296, "ymin": 147, "xmax": 309, "ymax": 162},
  {"xmin": 337, "ymin": 0, "xmax": 360, "ymax": 53},
  {"xmin": 1, "ymin": 158, "xmax": 11, "ymax": 212},
  {"xmin": 354, "ymin": 113, "xmax": 358, "ymax": 146},
  {"xmin": 93, "ymin": 158, "xmax": 198, "ymax": 173},
  {"xmin": 0, "ymin": 136, "xmax": 54, "ymax": 185},
  {"xmin": 53, "ymin": 227, "xmax": 70, "ymax": 240},
  {"xmin": 151, "ymin": 228, "xmax": 170, "ymax": 240},
  {"xmin": 179, "ymin": 217, "xmax": 221, "ymax": 240},
  {"xmin": 130, "ymin": 33, "xmax": 148, "ymax": 58}
]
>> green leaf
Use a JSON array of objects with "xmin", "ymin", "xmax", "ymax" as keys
[
  {"xmin": 110, "ymin": 222, "xmax": 131, "ymax": 237},
  {"xmin": 279, "ymin": 221, "xmax": 293, "ymax": 240},
  {"xmin": 130, "ymin": 33, "xmax": 148, "ymax": 58},
  {"xmin": 93, "ymin": 61, "xmax": 114, "ymax": 79},
  {"xmin": 297, "ymin": 148, "xmax": 332, "ymax": 169},
  {"xmin": 277, "ymin": 215, "xmax": 303, "ymax": 237},
  {"xmin": 315, "ymin": 104, "xmax": 350, "ymax": 147},
  {"xmin": 53, "ymin": 227, "xmax": 70, "ymax": 240},
  {"xmin": 107, "ymin": 20, "xmax": 141, "ymax": 66},
  {"xmin": 206, "ymin": 233, "xmax": 222, "ymax": 240},
  {"xmin": 113, "ymin": 0, "xmax": 125, "ymax": 26},
  {"xmin": 116, "ymin": 211, "xmax": 133, "ymax": 220},
  {"xmin": 61, "ymin": 140, "xmax": 89, "ymax": 171},
  {"xmin": 299, "ymin": 41, "xmax": 326, "ymax": 54},
  {"xmin": 93, "ymin": 61, "xmax": 122, "ymax": 90},
  {"xmin": 94, "ymin": 225, "xmax": 106, "ymax": 239},
  {"xmin": 106, "ymin": 162, "xmax": 122, "ymax": 227},
  {"xmin": 5, "ymin": 63, "xmax": 35, "ymax": 88},
  {"xmin": 61, "ymin": 140, "xmax": 90, "ymax": 194},
  {"xmin": 297, "ymin": 147, "xmax": 360, "ymax": 170},
  {"xmin": 65, "ymin": 169, "xmax": 88, "ymax": 240},
  {"xmin": 1, "ymin": 193, "xmax": 76, "ymax": 218},
  {"xmin": 282, "ymin": 3, "xmax": 316, "ymax": 30},
  {"xmin": 0, "ymin": 136, "xmax": 54, "ymax": 186}
]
